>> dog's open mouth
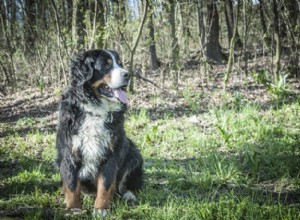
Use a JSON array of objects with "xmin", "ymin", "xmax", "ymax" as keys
[{"xmin": 97, "ymin": 84, "xmax": 128, "ymax": 104}]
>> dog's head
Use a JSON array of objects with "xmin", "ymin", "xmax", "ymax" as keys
[{"xmin": 70, "ymin": 50, "xmax": 130, "ymax": 105}]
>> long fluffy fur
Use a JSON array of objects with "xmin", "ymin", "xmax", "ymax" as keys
[{"xmin": 56, "ymin": 50, "xmax": 144, "ymax": 198}]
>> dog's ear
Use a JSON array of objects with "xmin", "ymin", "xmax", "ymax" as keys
[
  {"xmin": 70, "ymin": 52, "xmax": 95, "ymax": 86},
  {"xmin": 84, "ymin": 56, "xmax": 95, "ymax": 76}
]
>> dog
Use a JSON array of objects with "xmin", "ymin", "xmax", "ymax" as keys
[{"xmin": 55, "ymin": 50, "xmax": 144, "ymax": 216}]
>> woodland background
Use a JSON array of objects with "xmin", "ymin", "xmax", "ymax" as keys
[{"xmin": 0, "ymin": 0, "xmax": 299, "ymax": 93}]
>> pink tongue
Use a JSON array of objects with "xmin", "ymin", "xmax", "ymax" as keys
[{"xmin": 113, "ymin": 89, "xmax": 128, "ymax": 104}]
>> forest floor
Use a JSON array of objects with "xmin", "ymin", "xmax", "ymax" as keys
[{"xmin": 0, "ymin": 61, "xmax": 300, "ymax": 219}]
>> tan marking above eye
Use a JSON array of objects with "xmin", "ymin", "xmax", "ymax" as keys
[
  {"xmin": 117, "ymin": 60, "xmax": 122, "ymax": 65},
  {"xmin": 107, "ymin": 59, "xmax": 112, "ymax": 64}
]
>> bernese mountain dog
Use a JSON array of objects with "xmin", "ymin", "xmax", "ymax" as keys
[{"xmin": 55, "ymin": 50, "xmax": 144, "ymax": 216}]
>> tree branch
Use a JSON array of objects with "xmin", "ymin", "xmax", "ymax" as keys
[
  {"xmin": 133, "ymin": 72, "xmax": 174, "ymax": 96},
  {"xmin": 133, "ymin": 72, "xmax": 160, "ymax": 89},
  {"xmin": 131, "ymin": 1, "xmax": 149, "ymax": 53}
]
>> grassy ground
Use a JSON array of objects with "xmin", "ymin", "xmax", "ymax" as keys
[{"xmin": 0, "ymin": 74, "xmax": 300, "ymax": 219}]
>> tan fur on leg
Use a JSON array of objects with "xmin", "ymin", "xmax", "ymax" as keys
[
  {"xmin": 94, "ymin": 176, "xmax": 115, "ymax": 210},
  {"xmin": 63, "ymin": 180, "xmax": 81, "ymax": 209}
]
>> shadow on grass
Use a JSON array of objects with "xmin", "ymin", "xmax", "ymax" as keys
[
  {"xmin": 0, "ymin": 152, "xmax": 60, "ymax": 200},
  {"xmin": 0, "ymin": 150, "xmax": 299, "ymax": 218},
  {"xmin": 0, "ymin": 91, "xmax": 59, "ymax": 138},
  {"xmin": 144, "ymin": 155, "xmax": 300, "ymax": 207},
  {"xmin": 142, "ymin": 123, "xmax": 300, "ymax": 207},
  {"xmin": 0, "ymin": 95, "xmax": 58, "ymax": 124},
  {"xmin": 0, "ymin": 123, "xmax": 57, "ymax": 138},
  {"xmin": 0, "ymin": 150, "xmax": 62, "ymax": 218}
]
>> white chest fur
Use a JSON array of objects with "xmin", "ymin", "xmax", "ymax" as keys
[{"xmin": 72, "ymin": 100, "xmax": 121, "ymax": 180}]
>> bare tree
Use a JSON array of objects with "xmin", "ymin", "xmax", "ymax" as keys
[
  {"xmin": 148, "ymin": 2, "xmax": 159, "ymax": 70},
  {"xmin": 224, "ymin": 0, "xmax": 240, "ymax": 88},
  {"xmin": 258, "ymin": 0, "xmax": 267, "ymax": 34},
  {"xmin": 205, "ymin": 0, "xmax": 222, "ymax": 63},
  {"xmin": 96, "ymin": 1, "xmax": 106, "ymax": 49},
  {"xmin": 119, "ymin": 1, "xmax": 149, "ymax": 93},
  {"xmin": 240, "ymin": 0, "xmax": 253, "ymax": 76},
  {"xmin": 283, "ymin": 0, "xmax": 299, "ymax": 77},
  {"xmin": 197, "ymin": 0, "xmax": 205, "ymax": 53},
  {"xmin": 72, "ymin": 0, "xmax": 85, "ymax": 50},
  {"xmin": 224, "ymin": 0, "xmax": 242, "ymax": 48},
  {"xmin": 112, "ymin": 0, "xmax": 127, "ymax": 51},
  {"xmin": 168, "ymin": 0, "xmax": 179, "ymax": 87},
  {"xmin": 272, "ymin": 0, "xmax": 281, "ymax": 82},
  {"xmin": 25, "ymin": 0, "xmax": 36, "ymax": 57}
]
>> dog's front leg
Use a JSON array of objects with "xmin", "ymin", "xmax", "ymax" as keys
[
  {"xmin": 63, "ymin": 179, "xmax": 81, "ymax": 209},
  {"xmin": 59, "ymin": 159, "xmax": 82, "ymax": 210},
  {"xmin": 94, "ymin": 165, "xmax": 117, "ymax": 217}
]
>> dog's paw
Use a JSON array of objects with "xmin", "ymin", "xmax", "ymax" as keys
[
  {"xmin": 122, "ymin": 191, "xmax": 136, "ymax": 201},
  {"xmin": 93, "ymin": 209, "xmax": 109, "ymax": 218},
  {"xmin": 71, "ymin": 208, "xmax": 82, "ymax": 215},
  {"xmin": 64, "ymin": 208, "xmax": 83, "ymax": 217}
]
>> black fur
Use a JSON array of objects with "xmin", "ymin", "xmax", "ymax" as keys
[{"xmin": 56, "ymin": 50, "xmax": 144, "ymax": 198}]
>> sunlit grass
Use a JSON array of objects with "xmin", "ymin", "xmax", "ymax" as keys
[{"xmin": 0, "ymin": 92, "xmax": 300, "ymax": 219}]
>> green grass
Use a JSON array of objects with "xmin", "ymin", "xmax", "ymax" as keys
[{"xmin": 0, "ymin": 92, "xmax": 300, "ymax": 219}]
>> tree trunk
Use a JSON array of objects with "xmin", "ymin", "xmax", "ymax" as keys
[
  {"xmin": 224, "ymin": 0, "xmax": 242, "ymax": 48},
  {"xmin": 25, "ymin": 0, "xmax": 36, "ymax": 57},
  {"xmin": 128, "ymin": 1, "xmax": 149, "ymax": 93},
  {"xmin": 241, "ymin": 0, "xmax": 249, "ymax": 76},
  {"xmin": 224, "ymin": 0, "xmax": 239, "ymax": 89},
  {"xmin": 72, "ymin": 0, "xmax": 84, "ymax": 50},
  {"xmin": 111, "ymin": 0, "xmax": 126, "ymax": 51},
  {"xmin": 206, "ymin": 1, "xmax": 222, "ymax": 63},
  {"xmin": 51, "ymin": 0, "xmax": 67, "ymax": 83},
  {"xmin": 96, "ymin": 1, "xmax": 106, "ymax": 49},
  {"xmin": 72, "ymin": 0, "xmax": 77, "ymax": 48},
  {"xmin": 179, "ymin": 3, "xmax": 191, "ymax": 56},
  {"xmin": 77, "ymin": 0, "xmax": 85, "ymax": 49},
  {"xmin": 66, "ymin": 0, "xmax": 72, "ymax": 31},
  {"xmin": 284, "ymin": 0, "xmax": 298, "ymax": 31},
  {"xmin": 169, "ymin": 0, "xmax": 179, "ymax": 87},
  {"xmin": 85, "ymin": 1, "xmax": 92, "ymax": 49},
  {"xmin": 148, "ymin": 3, "xmax": 159, "ymax": 70},
  {"xmin": 258, "ymin": 0, "xmax": 267, "ymax": 35},
  {"xmin": 197, "ymin": 0, "xmax": 205, "ymax": 54},
  {"xmin": 0, "ymin": 0, "xmax": 8, "ymax": 40},
  {"xmin": 0, "ymin": 2, "xmax": 16, "ymax": 89},
  {"xmin": 272, "ymin": 0, "xmax": 281, "ymax": 82},
  {"xmin": 283, "ymin": 0, "xmax": 299, "ymax": 77},
  {"xmin": 197, "ymin": 0, "xmax": 209, "ymax": 77},
  {"xmin": 10, "ymin": 0, "xmax": 16, "ymax": 36}
]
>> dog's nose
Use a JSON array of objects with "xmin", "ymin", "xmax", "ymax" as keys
[{"xmin": 122, "ymin": 71, "xmax": 130, "ymax": 80}]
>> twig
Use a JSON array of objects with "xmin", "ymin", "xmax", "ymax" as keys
[
  {"xmin": 133, "ymin": 72, "xmax": 174, "ymax": 96},
  {"xmin": 133, "ymin": 72, "xmax": 160, "ymax": 89},
  {"xmin": 118, "ymin": 25, "xmax": 131, "ymax": 52}
]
